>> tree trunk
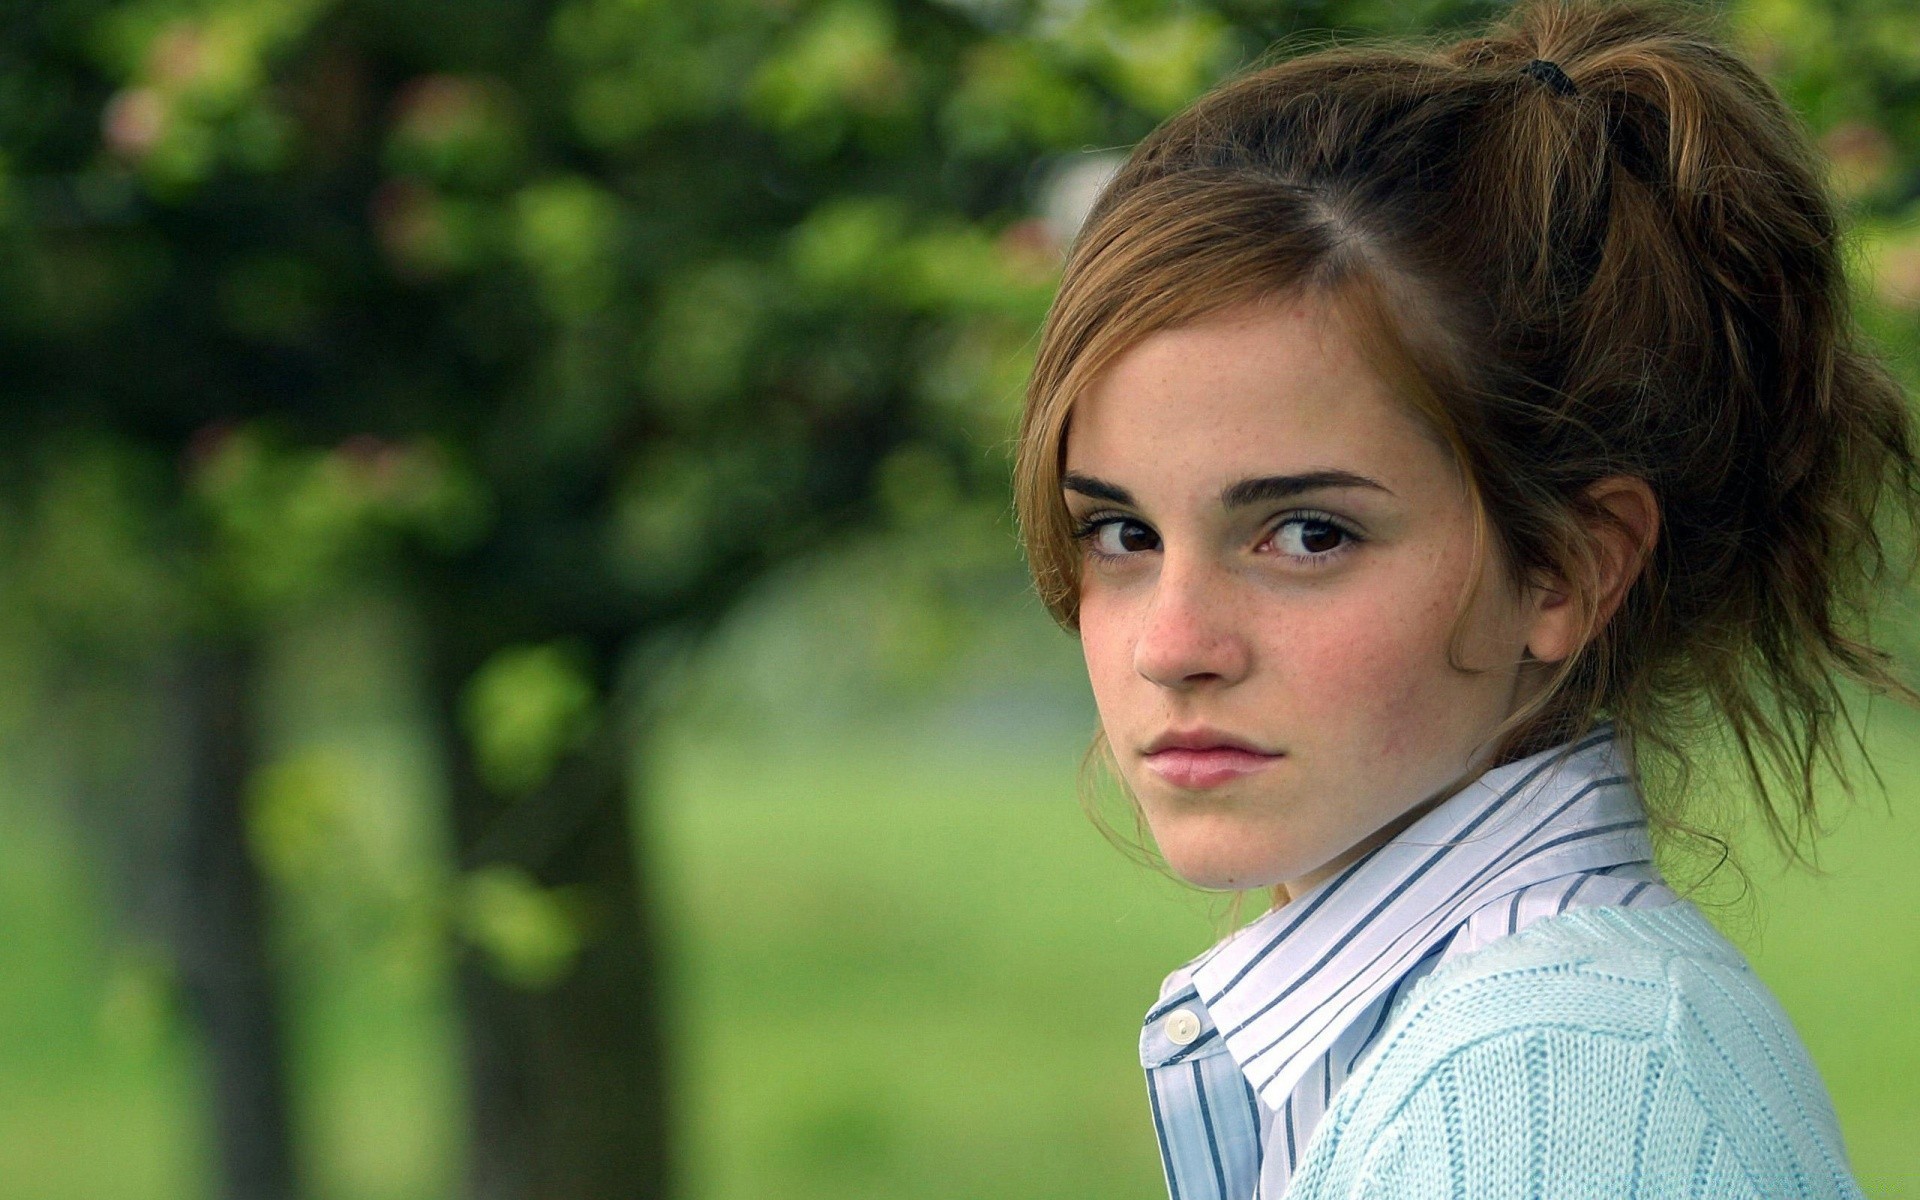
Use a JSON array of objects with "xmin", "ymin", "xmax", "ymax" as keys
[
  {"xmin": 172, "ymin": 637, "xmax": 304, "ymax": 1200},
  {"xmin": 431, "ymin": 642, "xmax": 671, "ymax": 1200}
]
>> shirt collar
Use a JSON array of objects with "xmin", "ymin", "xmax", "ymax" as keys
[{"xmin": 1187, "ymin": 723, "xmax": 1651, "ymax": 1110}]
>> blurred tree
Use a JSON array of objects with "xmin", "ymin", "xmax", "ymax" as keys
[{"xmin": 0, "ymin": 0, "xmax": 1913, "ymax": 1198}]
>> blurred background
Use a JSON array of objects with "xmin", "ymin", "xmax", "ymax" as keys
[{"xmin": 0, "ymin": 0, "xmax": 1916, "ymax": 1197}]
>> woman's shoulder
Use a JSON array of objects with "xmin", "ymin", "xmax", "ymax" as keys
[
  {"xmin": 1400, "ymin": 900, "xmax": 1766, "ymax": 1042},
  {"xmin": 1287, "ymin": 902, "xmax": 1865, "ymax": 1199}
]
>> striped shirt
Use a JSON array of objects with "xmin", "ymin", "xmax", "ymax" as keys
[{"xmin": 1139, "ymin": 725, "xmax": 1679, "ymax": 1200}]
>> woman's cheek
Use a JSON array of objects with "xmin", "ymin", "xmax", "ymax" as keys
[
  {"xmin": 1275, "ymin": 592, "xmax": 1442, "ymax": 755},
  {"xmin": 1076, "ymin": 594, "xmax": 1143, "ymax": 724}
]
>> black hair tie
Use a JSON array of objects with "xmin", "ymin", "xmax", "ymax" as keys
[{"xmin": 1521, "ymin": 58, "xmax": 1579, "ymax": 97}]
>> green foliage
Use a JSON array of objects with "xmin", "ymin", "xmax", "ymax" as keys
[
  {"xmin": 191, "ymin": 428, "xmax": 491, "ymax": 612},
  {"xmin": 249, "ymin": 738, "xmax": 452, "ymax": 972},
  {"xmin": 5, "ymin": 438, "xmax": 192, "ymax": 654},
  {"xmin": 458, "ymin": 864, "xmax": 590, "ymax": 989},
  {"xmin": 384, "ymin": 75, "xmax": 528, "ymax": 191},
  {"xmin": 512, "ymin": 178, "xmax": 624, "ymax": 320},
  {"xmin": 940, "ymin": 42, "xmax": 1099, "ymax": 155},
  {"xmin": 749, "ymin": 0, "xmax": 918, "ymax": 153},
  {"xmin": 1042, "ymin": 3, "xmax": 1236, "ymax": 116},
  {"xmin": 95, "ymin": 0, "xmax": 331, "ymax": 188},
  {"xmin": 461, "ymin": 642, "xmax": 600, "ymax": 795}
]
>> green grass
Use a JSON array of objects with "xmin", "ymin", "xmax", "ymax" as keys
[
  {"xmin": 1708, "ymin": 718, "xmax": 1920, "ymax": 1199},
  {"xmin": 0, "ymin": 709, "xmax": 1915, "ymax": 1198}
]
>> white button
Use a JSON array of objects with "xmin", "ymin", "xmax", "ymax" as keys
[{"xmin": 1164, "ymin": 1008, "xmax": 1202, "ymax": 1046}]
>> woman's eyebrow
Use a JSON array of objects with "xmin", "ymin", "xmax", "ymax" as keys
[
  {"xmin": 1221, "ymin": 470, "xmax": 1393, "ymax": 508},
  {"xmin": 1063, "ymin": 469, "xmax": 1393, "ymax": 509},
  {"xmin": 1062, "ymin": 472, "xmax": 1134, "ymax": 505}
]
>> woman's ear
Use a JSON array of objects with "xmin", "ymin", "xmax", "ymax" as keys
[{"xmin": 1524, "ymin": 476, "xmax": 1661, "ymax": 664}]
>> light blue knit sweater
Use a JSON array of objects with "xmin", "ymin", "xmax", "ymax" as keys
[{"xmin": 1281, "ymin": 902, "xmax": 1863, "ymax": 1199}]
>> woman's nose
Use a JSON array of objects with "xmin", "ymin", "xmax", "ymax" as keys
[{"xmin": 1131, "ymin": 558, "xmax": 1251, "ymax": 690}]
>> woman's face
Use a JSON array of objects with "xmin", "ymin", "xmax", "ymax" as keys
[{"xmin": 1064, "ymin": 295, "xmax": 1558, "ymax": 896}]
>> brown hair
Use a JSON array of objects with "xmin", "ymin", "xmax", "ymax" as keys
[{"xmin": 1014, "ymin": 0, "xmax": 1920, "ymax": 889}]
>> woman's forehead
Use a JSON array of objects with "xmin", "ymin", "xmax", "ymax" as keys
[{"xmin": 1062, "ymin": 301, "xmax": 1447, "ymax": 497}]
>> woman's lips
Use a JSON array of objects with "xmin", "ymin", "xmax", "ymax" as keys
[{"xmin": 1144, "ymin": 747, "xmax": 1283, "ymax": 789}]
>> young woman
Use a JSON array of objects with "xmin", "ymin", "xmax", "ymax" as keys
[{"xmin": 1013, "ymin": 2, "xmax": 1917, "ymax": 1196}]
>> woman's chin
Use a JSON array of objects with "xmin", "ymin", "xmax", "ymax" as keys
[{"xmin": 1157, "ymin": 844, "xmax": 1295, "ymax": 893}]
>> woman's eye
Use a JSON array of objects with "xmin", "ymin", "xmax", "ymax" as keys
[
  {"xmin": 1072, "ymin": 512, "xmax": 1355, "ymax": 563},
  {"xmin": 1271, "ymin": 516, "xmax": 1354, "ymax": 559},
  {"xmin": 1078, "ymin": 517, "xmax": 1159, "ymax": 557}
]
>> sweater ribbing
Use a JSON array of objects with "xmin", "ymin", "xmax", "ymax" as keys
[{"xmin": 1282, "ymin": 903, "xmax": 1862, "ymax": 1199}]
